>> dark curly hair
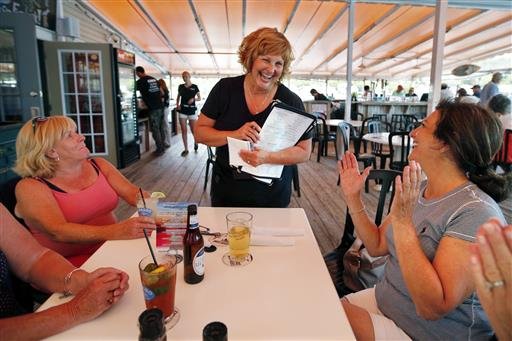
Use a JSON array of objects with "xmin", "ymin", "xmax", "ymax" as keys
[{"xmin": 434, "ymin": 101, "xmax": 512, "ymax": 202}]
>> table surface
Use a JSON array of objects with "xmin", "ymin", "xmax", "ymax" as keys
[
  {"xmin": 363, "ymin": 132, "xmax": 413, "ymax": 147},
  {"xmin": 324, "ymin": 119, "xmax": 363, "ymax": 128},
  {"xmin": 38, "ymin": 207, "xmax": 355, "ymax": 341}
]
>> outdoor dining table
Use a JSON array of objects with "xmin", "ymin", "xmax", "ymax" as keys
[
  {"xmin": 325, "ymin": 119, "xmax": 363, "ymax": 128},
  {"xmin": 363, "ymin": 132, "xmax": 413, "ymax": 147},
  {"xmin": 38, "ymin": 207, "xmax": 355, "ymax": 340}
]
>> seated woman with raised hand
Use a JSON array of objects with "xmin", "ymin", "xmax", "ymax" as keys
[
  {"xmin": 0, "ymin": 203, "xmax": 129, "ymax": 339},
  {"xmin": 14, "ymin": 116, "xmax": 155, "ymax": 266},
  {"xmin": 338, "ymin": 101, "xmax": 512, "ymax": 340}
]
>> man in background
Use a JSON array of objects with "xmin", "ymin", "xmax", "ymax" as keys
[
  {"xmin": 480, "ymin": 72, "xmax": 502, "ymax": 108},
  {"xmin": 136, "ymin": 66, "xmax": 166, "ymax": 156},
  {"xmin": 471, "ymin": 84, "xmax": 481, "ymax": 98},
  {"xmin": 310, "ymin": 89, "xmax": 328, "ymax": 101}
]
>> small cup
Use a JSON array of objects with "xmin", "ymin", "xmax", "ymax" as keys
[
  {"xmin": 226, "ymin": 212, "xmax": 253, "ymax": 260},
  {"xmin": 137, "ymin": 193, "xmax": 158, "ymax": 218}
]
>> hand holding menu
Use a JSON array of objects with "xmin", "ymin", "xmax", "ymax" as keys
[{"xmin": 228, "ymin": 101, "xmax": 315, "ymax": 181}]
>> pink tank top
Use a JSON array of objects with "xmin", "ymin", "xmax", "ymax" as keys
[{"xmin": 29, "ymin": 160, "xmax": 119, "ymax": 266}]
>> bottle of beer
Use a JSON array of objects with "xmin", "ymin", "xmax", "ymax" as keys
[{"xmin": 183, "ymin": 204, "xmax": 204, "ymax": 284}]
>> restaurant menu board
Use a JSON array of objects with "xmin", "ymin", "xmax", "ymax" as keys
[{"xmin": 156, "ymin": 202, "xmax": 190, "ymax": 253}]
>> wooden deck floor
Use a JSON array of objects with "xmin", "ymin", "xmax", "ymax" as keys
[{"xmin": 115, "ymin": 133, "xmax": 512, "ymax": 256}]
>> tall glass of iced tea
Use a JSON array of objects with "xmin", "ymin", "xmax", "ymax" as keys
[{"xmin": 139, "ymin": 254, "xmax": 180, "ymax": 327}]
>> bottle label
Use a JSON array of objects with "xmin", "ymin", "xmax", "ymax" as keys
[
  {"xmin": 193, "ymin": 247, "xmax": 205, "ymax": 275},
  {"xmin": 189, "ymin": 214, "xmax": 199, "ymax": 229}
]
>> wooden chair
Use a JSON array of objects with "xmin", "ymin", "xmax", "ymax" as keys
[
  {"xmin": 203, "ymin": 146, "xmax": 216, "ymax": 191},
  {"xmin": 388, "ymin": 131, "xmax": 412, "ymax": 171},
  {"xmin": 493, "ymin": 129, "xmax": 512, "ymax": 172},
  {"xmin": 324, "ymin": 169, "xmax": 401, "ymax": 297}
]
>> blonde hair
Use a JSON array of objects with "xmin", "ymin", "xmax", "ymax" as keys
[
  {"xmin": 238, "ymin": 27, "xmax": 294, "ymax": 81},
  {"xmin": 15, "ymin": 116, "xmax": 77, "ymax": 178}
]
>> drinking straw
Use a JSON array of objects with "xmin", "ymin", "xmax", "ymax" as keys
[
  {"xmin": 143, "ymin": 228, "xmax": 158, "ymax": 266},
  {"xmin": 139, "ymin": 188, "xmax": 147, "ymax": 208}
]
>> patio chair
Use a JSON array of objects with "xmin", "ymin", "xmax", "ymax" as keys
[
  {"xmin": 203, "ymin": 146, "xmax": 216, "ymax": 191},
  {"xmin": 493, "ymin": 129, "xmax": 511, "ymax": 172},
  {"xmin": 388, "ymin": 131, "xmax": 412, "ymax": 171},
  {"xmin": 390, "ymin": 114, "xmax": 418, "ymax": 132},
  {"xmin": 368, "ymin": 120, "xmax": 392, "ymax": 169},
  {"xmin": 311, "ymin": 112, "xmax": 337, "ymax": 162}
]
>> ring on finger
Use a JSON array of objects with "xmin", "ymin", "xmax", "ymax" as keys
[{"xmin": 485, "ymin": 279, "xmax": 505, "ymax": 291}]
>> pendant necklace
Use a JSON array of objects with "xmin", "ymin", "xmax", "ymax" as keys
[{"xmin": 246, "ymin": 80, "xmax": 274, "ymax": 114}]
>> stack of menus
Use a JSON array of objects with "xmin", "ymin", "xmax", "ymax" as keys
[{"xmin": 228, "ymin": 100, "xmax": 316, "ymax": 184}]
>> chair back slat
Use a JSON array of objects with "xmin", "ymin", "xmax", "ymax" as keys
[{"xmin": 389, "ymin": 131, "xmax": 412, "ymax": 171}]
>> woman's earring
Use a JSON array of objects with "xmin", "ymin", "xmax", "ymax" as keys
[{"xmin": 56, "ymin": 155, "xmax": 60, "ymax": 162}]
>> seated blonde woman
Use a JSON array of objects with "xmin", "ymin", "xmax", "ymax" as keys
[{"xmin": 14, "ymin": 116, "xmax": 155, "ymax": 266}]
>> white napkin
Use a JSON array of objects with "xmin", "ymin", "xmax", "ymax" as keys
[
  {"xmin": 251, "ymin": 235, "xmax": 295, "ymax": 246},
  {"xmin": 253, "ymin": 226, "xmax": 304, "ymax": 236}
]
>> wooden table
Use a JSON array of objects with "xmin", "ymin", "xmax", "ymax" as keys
[{"xmin": 38, "ymin": 207, "xmax": 355, "ymax": 340}]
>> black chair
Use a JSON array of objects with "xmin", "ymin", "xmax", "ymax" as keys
[
  {"xmin": 388, "ymin": 131, "xmax": 412, "ymax": 171},
  {"xmin": 371, "ymin": 113, "xmax": 388, "ymax": 123},
  {"xmin": 336, "ymin": 122, "xmax": 376, "ymax": 191},
  {"xmin": 324, "ymin": 169, "xmax": 402, "ymax": 297},
  {"xmin": 352, "ymin": 116, "xmax": 380, "ymax": 156},
  {"xmin": 367, "ymin": 120, "xmax": 392, "ymax": 170},
  {"xmin": 203, "ymin": 146, "xmax": 216, "ymax": 191},
  {"xmin": 493, "ymin": 129, "xmax": 512, "ymax": 173},
  {"xmin": 390, "ymin": 114, "xmax": 418, "ymax": 132},
  {"xmin": 291, "ymin": 164, "xmax": 301, "ymax": 197},
  {"xmin": 311, "ymin": 112, "xmax": 337, "ymax": 162}
]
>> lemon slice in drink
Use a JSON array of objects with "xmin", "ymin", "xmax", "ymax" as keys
[
  {"xmin": 150, "ymin": 265, "xmax": 167, "ymax": 274},
  {"xmin": 151, "ymin": 192, "xmax": 166, "ymax": 199}
]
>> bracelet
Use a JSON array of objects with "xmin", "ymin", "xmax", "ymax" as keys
[
  {"xmin": 349, "ymin": 206, "xmax": 366, "ymax": 215},
  {"xmin": 62, "ymin": 268, "xmax": 82, "ymax": 297}
]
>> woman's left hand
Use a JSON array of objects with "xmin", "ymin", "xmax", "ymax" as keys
[
  {"xmin": 239, "ymin": 146, "xmax": 269, "ymax": 167},
  {"xmin": 390, "ymin": 160, "xmax": 422, "ymax": 227}
]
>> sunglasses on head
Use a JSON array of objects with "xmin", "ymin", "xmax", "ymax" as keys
[{"xmin": 32, "ymin": 116, "xmax": 48, "ymax": 134}]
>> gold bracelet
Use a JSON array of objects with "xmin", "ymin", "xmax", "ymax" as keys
[
  {"xmin": 62, "ymin": 268, "xmax": 82, "ymax": 297},
  {"xmin": 349, "ymin": 206, "xmax": 366, "ymax": 215}
]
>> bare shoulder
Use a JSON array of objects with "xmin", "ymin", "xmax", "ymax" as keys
[
  {"xmin": 16, "ymin": 177, "xmax": 49, "ymax": 194},
  {"xmin": 91, "ymin": 157, "xmax": 116, "ymax": 174}
]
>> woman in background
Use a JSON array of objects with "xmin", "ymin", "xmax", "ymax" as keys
[
  {"xmin": 14, "ymin": 116, "xmax": 155, "ymax": 266},
  {"xmin": 176, "ymin": 71, "xmax": 201, "ymax": 156}
]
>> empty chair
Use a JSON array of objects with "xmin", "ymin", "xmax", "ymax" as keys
[
  {"xmin": 352, "ymin": 116, "xmax": 380, "ymax": 156},
  {"xmin": 311, "ymin": 112, "xmax": 337, "ymax": 162},
  {"xmin": 203, "ymin": 146, "xmax": 216, "ymax": 191},
  {"xmin": 368, "ymin": 120, "xmax": 392, "ymax": 169},
  {"xmin": 391, "ymin": 114, "xmax": 418, "ymax": 132},
  {"xmin": 493, "ymin": 129, "xmax": 512, "ymax": 172},
  {"xmin": 388, "ymin": 131, "xmax": 412, "ymax": 171}
]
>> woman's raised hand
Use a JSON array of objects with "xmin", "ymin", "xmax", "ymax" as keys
[
  {"xmin": 338, "ymin": 151, "xmax": 371, "ymax": 199},
  {"xmin": 236, "ymin": 121, "xmax": 261, "ymax": 143},
  {"xmin": 390, "ymin": 160, "xmax": 422, "ymax": 227}
]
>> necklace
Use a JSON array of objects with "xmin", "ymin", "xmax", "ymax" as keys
[{"xmin": 245, "ymin": 79, "xmax": 274, "ymax": 114}]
